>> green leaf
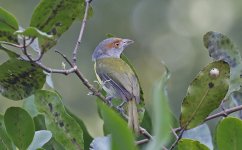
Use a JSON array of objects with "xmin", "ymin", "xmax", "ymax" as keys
[
  {"xmin": 121, "ymin": 54, "xmax": 145, "ymax": 122},
  {"xmin": 65, "ymin": 108, "xmax": 93, "ymax": 150},
  {"xmin": 97, "ymin": 101, "xmax": 137, "ymax": 150},
  {"xmin": 30, "ymin": 0, "xmax": 85, "ymax": 51},
  {"xmin": 145, "ymin": 65, "xmax": 171, "ymax": 150},
  {"xmin": 216, "ymin": 117, "xmax": 242, "ymax": 150},
  {"xmin": 35, "ymin": 90, "xmax": 84, "ymax": 150},
  {"xmin": 180, "ymin": 61, "xmax": 230, "ymax": 129},
  {"xmin": 0, "ymin": 114, "xmax": 15, "ymax": 150},
  {"xmin": 140, "ymin": 110, "xmax": 152, "ymax": 134},
  {"xmin": 4, "ymin": 107, "xmax": 35, "ymax": 150},
  {"xmin": 178, "ymin": 139, "xmax": 209, "ymax": 150},
  {"xmin": 33, "ymin": 115, "xmax": 46, "ymax": 131},
  {"xmin": 203, "ymin": 31, "xmax": 242, "ymax": 96},
  {"xmin": 15, "ymin": 27, "xmax": 53, "ymax": 39},
  {"xmin": 0, "ymin": 59, "xmax": 46, "ymax": 100},
  {"xmin": 0, "ymin": 7, "xmax": 19, "ymax": 44},
  {"xmin": 43, "ymin": 138, "xmax": 65, "ymax": 150},
  {"xmin": 28, "ymin": 130, "xmax": 52, "ymax": 150}
]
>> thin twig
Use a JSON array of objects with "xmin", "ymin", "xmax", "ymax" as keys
[
  {"xmin": 55, "ymin": 50, "xmax": 73, "ymax": 66},
  {"xmin": 22, "ymin": 37, "xmax": 34, "ymax": 61},
  {"xmin": 139, "ymin": 127, "xmax": 153, "ymax": 140},
  {"xmin": 205, "ymin": 104, "xmax": 242, "ymax": 121},
  {"xmin": 170, "ymin": 126, "xmax": 178, "ymax": 139},
  {"xmin": 35, "ymin": 61, "xmax": 76, "ymax": 75},
  {"xmin": 72, "ymin": 0, "xmax": 91, "ymax": 65},
  {"xmin": 169, "ymin": 128, "xmax": 185, "ymax": 150},
  {"xmin": 73, "ymin": 68, "xmax": 108, "ymax": 103},
  {"xmin": 136, "ymin": 139, "xmax": 149, "ymax": 145}
]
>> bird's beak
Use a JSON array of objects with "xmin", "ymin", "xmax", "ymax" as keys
[{"xmin": 122, "ymin": 39, "xmax": 134, "ymax": 47}]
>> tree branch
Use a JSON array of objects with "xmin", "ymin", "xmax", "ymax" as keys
[
  {"xmin": 169, "ymin": 128, "xmax": 185, "ymax": 150},
  {"xmin": 173, "ymin": 104, "xmax": 242, "ymax": 134},
  {"xmin": 72, "ymin": 0, "xmax": 91, "ymax": 66},
  {"xmin": 205, "ymin": 104, "xmax": 242, "ymax": 121}
]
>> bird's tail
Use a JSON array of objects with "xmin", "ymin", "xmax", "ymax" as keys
[{"xmin": 128, "ymin": 99, "xmax": 139, "ymax": 134}]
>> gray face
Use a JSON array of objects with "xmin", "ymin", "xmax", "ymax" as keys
[{"xmin": 92, "ymin": 38, "xmax": 134, "ymax": 61}]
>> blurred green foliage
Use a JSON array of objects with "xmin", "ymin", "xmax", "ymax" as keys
[{"xmin": 0, "ymin": 0, "xmax": 242, "ymax": 137}]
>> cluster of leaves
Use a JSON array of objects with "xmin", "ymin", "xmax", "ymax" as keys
[{"xmin": 1, "ymin": 0, "xmax": 242, "ymax": 150}]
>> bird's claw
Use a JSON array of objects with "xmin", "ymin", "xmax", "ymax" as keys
[{"xmin": 106, "ymin": 96, "xmax": 113, "ymax": 107}]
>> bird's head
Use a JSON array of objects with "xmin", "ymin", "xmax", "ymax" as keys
[{"xmin": 92, "ymin": 38, "xmax": 134, "ymax": 61}]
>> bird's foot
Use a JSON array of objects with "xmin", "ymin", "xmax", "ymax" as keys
[
  {"xmin": 106, "ymin": 96, "xmax": 113, "ymax": 107},
  {"xmin": 116, "ymin": 102, "xmax": 126, "ymax": 115}
]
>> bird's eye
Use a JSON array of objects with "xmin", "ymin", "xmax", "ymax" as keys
[{"xmin": 114, "ymin": 42, "xmax": 120, "ymax": 47}]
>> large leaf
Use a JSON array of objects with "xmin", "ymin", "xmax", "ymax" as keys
[
  {"xmin": 30, "ymin": 0, "xmax": 85, "ymax": 51},
  {"xmin": 0, "ymin": 7, "xmax": 18, "ymax": 44},
  {"xmin": 97, "ymin": 101, "xmax": 137, "ymax": 150},
  {"xmin": 180, "ymin": 61, "xmax": 230, "ymax": 129},
  {"xmin": 0, "ymin": 114, "xmax": 15, "ymax": 150},
  {"xmin": 4, "ymin": 107, "xmax": 35, "ymax": 150},
  {"xmin": 65, "ymin": 108, "xmax": 93, "ymax": 150},
  {"xmin": 216, "ymin": 117, "xmax": 242, "ymax": 150},
  {"xmin": 203, "ymin": 31, "xmax": 242, "ymax": 96},
  {"xmin": 35, "ymin": 90, "xmax": 84, "ymax": 150},
  {"xmin": 0, "ymin": 58, "xmax": 46, "ymax": 100},
  {"xmin": 178, "ymin": 139, "xmax": 209, "ymax": 150},
  {"xmin": 145, "ymin": 65, "xmax": 171, "ymax": 150}
]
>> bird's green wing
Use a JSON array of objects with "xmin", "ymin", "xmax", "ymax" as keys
[{"xmin": 95, "ymin": 58, "xmax": 140, "ymax": 102}]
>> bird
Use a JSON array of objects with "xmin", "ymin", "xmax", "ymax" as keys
[{"xmin": 92, "ymin": 37, "xmax": 140, "ymax": 133}]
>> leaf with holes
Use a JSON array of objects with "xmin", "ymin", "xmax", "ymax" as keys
[
  {"xmin": 65, "ymin": 108, "xmax": 93, "ymax": 150},
  {"xmin": 216, "ymin": 117, "xmax": 242, "ymax": 150},
  {"xmin": 180, "ymin": 61, "xmax": 230, "ymax": 129},
  {"xmin": 0, "ymin": 7, "xmax": 19, "ymax": 44},
  {"xmin": 203, "ymin": 31, "xmax": 242, "ymax": 96},
  {"xmin": 0, "ymin": 59, "xmax": 46, "ymax": 100},
  {"xmin": 178, "ymin": 139, "xmax": 209, "ymax": 150},
  {"xmin": 30, "ymin": 0, "xmax": 85, "ymax": 51},
  {"xmin": 4, "ymin": 107, "xmax": 35, "ymax": 150},
  {"xmin": 35, "ymin": 90, "xmax": 84, "ymax": 150}
]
